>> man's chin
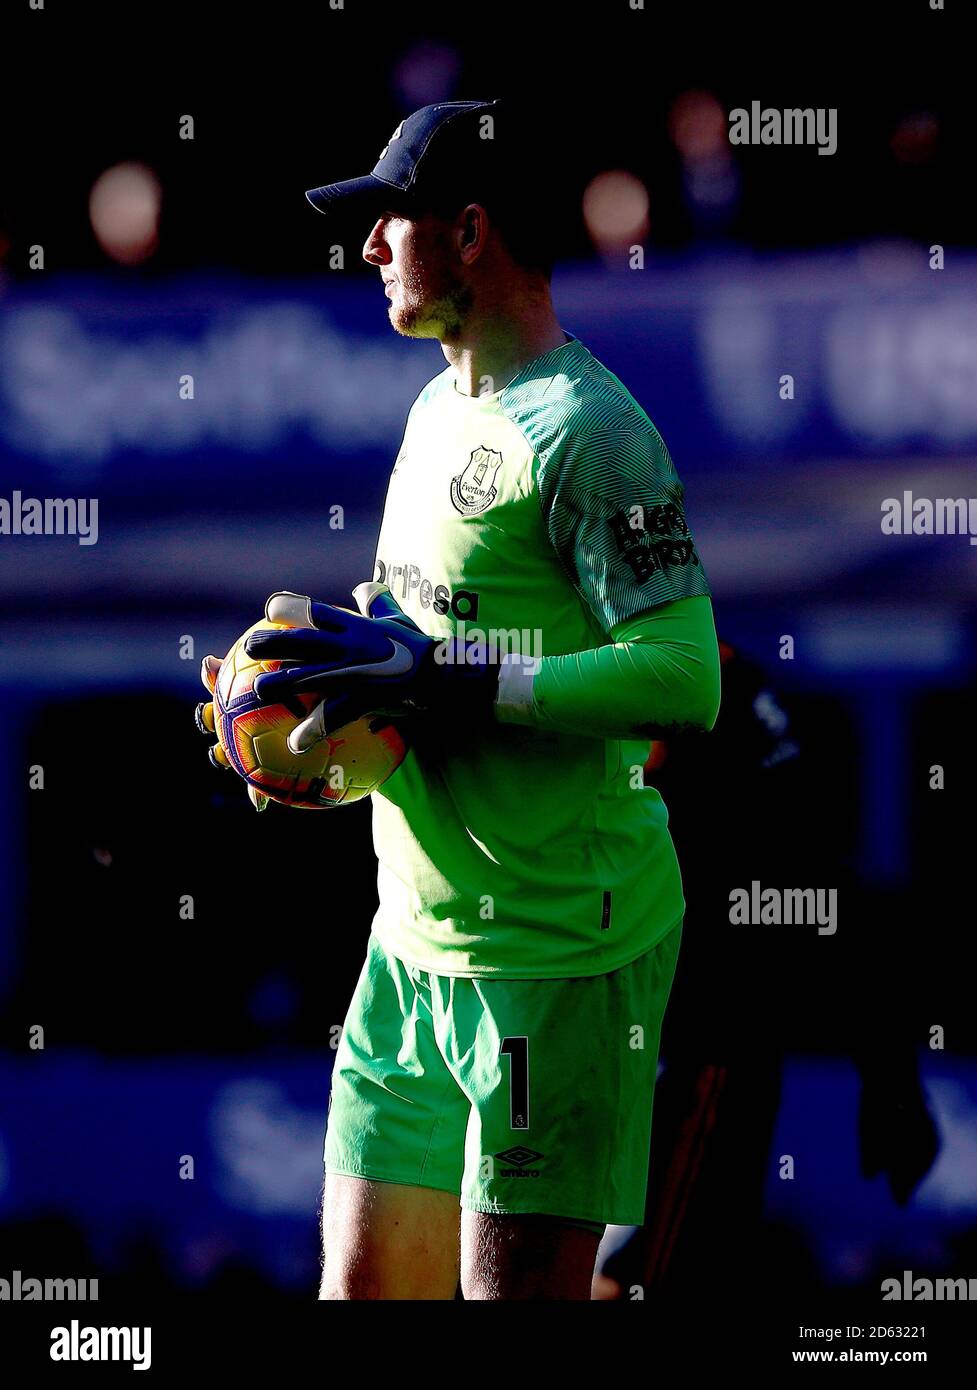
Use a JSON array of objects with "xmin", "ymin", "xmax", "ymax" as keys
[{"xmin": 389, "ymin": 306, "xmax": 442, "ymax": 340}]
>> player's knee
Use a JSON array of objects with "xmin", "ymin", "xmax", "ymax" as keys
[
  {"xmin": 319, "ymin": 1257, "xmax": 386, "ymax": 1301},
  {"xmin": 319, "ymin": 1229, "xmax": 398, "ymax": 1300},
  {"xmin": 460, "ymin": 1274, "xmax": 496, "ymax": 1300},
  {"xmin": 318, "ymin": 1276, "xmax": 379, "ymax": 1300}
]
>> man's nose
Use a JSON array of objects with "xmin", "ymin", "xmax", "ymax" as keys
[{"xmin": 363, "ymin": 218, "xmax": 391, "ymax": 265}]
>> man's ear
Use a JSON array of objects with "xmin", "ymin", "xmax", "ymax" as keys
[{"xmin": 458, "ymin": 203, "xmax": 486, "ymax": 260}]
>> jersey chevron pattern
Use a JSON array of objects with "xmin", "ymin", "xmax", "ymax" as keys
[{"xmin": 369, "ymin": 333, "xmax": 711, "ymax": 978}]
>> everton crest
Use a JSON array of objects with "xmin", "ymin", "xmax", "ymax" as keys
[{"xmin": 450, "ymin": 447, "xmax": 502, "ymax": 516}]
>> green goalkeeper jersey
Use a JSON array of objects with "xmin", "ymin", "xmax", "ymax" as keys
[{"xmin": 369, "ymin": 332, "xmax": 711, "ymax": 979}]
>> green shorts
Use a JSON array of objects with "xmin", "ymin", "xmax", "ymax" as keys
[{"xmin": 324, "ymin": 920, "xmax": 683, "ymax": 1229}]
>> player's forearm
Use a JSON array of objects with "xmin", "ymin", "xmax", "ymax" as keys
[{"xmin": 494, "ymin": 595, "xmax": 721, "ymax": 741}]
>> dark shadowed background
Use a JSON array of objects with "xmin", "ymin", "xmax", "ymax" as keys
[{"xmin": 0, "ymin": 0, "xmax": 973, "ymax": 1336}]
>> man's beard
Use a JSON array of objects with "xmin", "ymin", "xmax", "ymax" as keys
[{"xmin": 390, "ymin": 272, "xmax": 473, "ymax": 341}]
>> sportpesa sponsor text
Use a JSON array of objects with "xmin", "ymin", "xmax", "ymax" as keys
[{"xmin": 376, "ymin": 557, "xmax": 479, "ymax": 617}]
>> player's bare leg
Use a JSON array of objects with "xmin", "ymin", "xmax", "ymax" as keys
[
  {"xmin": 319, "ymin": 1173, "xmax": 460, "ymax": 1300},
  {"xmin": 460, "ymin": 1211, "xmax": 603, "ymax": 1300}
]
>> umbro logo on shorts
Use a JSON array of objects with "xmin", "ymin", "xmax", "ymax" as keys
[{"xmin": 495, "ymin": 1145, "xmax": 544, "ymax": 1177}]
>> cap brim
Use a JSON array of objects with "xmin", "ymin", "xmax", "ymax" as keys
[{"xmin": 305, "ymin": 173, "xmax": 408, "ymax": 219}]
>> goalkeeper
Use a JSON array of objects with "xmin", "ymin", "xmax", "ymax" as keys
[{"xmin": 252, "ymin": 99, "xmax": 720, "ymax": 1300}]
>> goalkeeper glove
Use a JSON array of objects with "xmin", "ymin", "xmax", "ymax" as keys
[{"xmin": 244, "ymin": 582, "xmax": 501, "ymax": 753}]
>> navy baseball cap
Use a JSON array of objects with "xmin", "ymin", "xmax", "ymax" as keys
[{"xmin": 305, "ymin": 100, "xmax": 504, "ymax": 223}]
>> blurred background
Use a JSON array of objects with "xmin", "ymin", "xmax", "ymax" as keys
[{"xmin": 0, "ymin": 1, "xmax": 974, "ymax": 1310}]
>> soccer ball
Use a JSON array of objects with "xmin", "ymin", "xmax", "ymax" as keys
[{"xmin": 212, "ymin": 618, "xmax": 409, "ymax": 808}]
